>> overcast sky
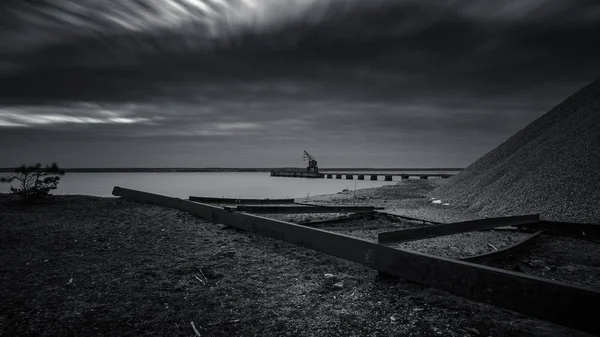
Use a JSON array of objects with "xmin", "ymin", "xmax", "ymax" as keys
[{"xmin": 1, "ymin": 0, "xmax": 599, "ymax": 168}]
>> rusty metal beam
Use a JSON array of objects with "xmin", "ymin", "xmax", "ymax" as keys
[
  {"xmin": 378, "ymin": 214, "xmax": 540, "ymax": 244},
  {"xmin": 189, "ymin": 196, "xmax": 295, "ymax": 205},
  {"xmin": 112, "ymin": 187, "xmax": 599, "ymax": 336},
  {"xmin": 223, "ymin": 205, "xmax": 383, "ymax": 214},
  {"xmin": 377, "ymin": 211, "xmax": 442, "ymax": 225},
  {"xmin": 298, "ymin": 212, "xmax": 378, "ymax": 226},
  {"xmin": 518, "ymin": 221, "xmax": 600, "ymax": 241},
  {"xmin": 460, "ymin": 230, "xmax": 545, "ymax": 264}
]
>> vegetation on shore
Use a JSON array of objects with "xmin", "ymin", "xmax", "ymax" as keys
[{"xmin": 0, "ymin": 163, "xmax": 64, "ymax": 203}]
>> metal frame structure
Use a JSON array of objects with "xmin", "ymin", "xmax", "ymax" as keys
[{"xmin": 113, "ymin": 186, "xmax": 599, "ymax": 335}]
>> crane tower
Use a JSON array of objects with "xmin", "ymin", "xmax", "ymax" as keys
[{"xmin": 302, "ymin": 151, "xmax": 319, "ymax": 173}]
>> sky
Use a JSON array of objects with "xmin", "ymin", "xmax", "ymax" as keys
[{"xmin": 1, "ymin": 0, "xmax": 599, "ymax": 168}]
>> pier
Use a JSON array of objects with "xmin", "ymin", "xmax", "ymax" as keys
[
  {"xmin": 270, "ymin": 152, "xmax": 460, "ymax": 180},
  {"xmin": 319, "ymin": 172, "xmax": 454, "ymax": 180},
  {"xmin": 271, "ymin": 170, "xmax": 457, "ymax": 180},
  {"xmin": 270, "ymin": 171, "xmax": 324, "ymax": 178}
]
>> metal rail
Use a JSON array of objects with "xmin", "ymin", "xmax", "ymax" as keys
[
  {"xmin": 460, "ymin": 230, "xmax": 546, "ymax": 263},
  {"xmin": 377, "ymin": 215, "xmax": 541, "ymax": 244},
  {"xmin": 298, "ymin": 212, "xmax": 378, "ymax": 226},
  {"xmin": 519, "ymin": 221, "xmax": 600, "ymax": 240},
  {"xmin": 376, "ymin": 211, "xmax": 442, "ymax": 225},
  {"xmin": 189, "ymin": 196, "xmax": 295, "ymax": 204},
  {"xmin": 223, "ymin": 205, "xmax": 384, "ymax": 214}
]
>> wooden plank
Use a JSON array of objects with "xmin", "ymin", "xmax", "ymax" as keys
[
  {"xmin": 225, "ymin": 205, "xmax": 383, "ymax": 214},
  {"xmin": 378, "ymin": 215, "xmax": 540, "ymax": 244},
  {"xmin": 189, "ymin": 196, "xmax": 295, "ymax": 205},
  {"xmin": 461, "ymin": 230, "xmax": 546, "ymax": 264},
  {"xmin": 111, "ymin": 187, "xmax": 600, "ymax": 336}
]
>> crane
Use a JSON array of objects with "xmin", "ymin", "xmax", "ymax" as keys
[{"xmin": 302, "ymin": 150, "xmax": 319, "ymax": 173}]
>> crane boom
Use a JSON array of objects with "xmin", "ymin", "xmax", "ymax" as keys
[
  {"xmin": 302, "ymin": 151, "xmax": 319, "ymax": 173},
  {"xmin": 302, "ymin": 150, "xmax": 315, "ymax": 162}
]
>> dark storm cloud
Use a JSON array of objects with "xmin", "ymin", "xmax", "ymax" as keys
[
  {"xmin": 1, "ymin": 0, "xmax": 600, "ymax": 167},
  {"xmin": 2, "ymin": 0, "xmax": 600, "ymax": 98}
]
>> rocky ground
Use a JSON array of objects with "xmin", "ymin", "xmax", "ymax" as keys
[
  {"xmin": 301, "ymin": 179, "xmax": 482, "ymax": 223},
  {"xmin": 301, "ymin": 179, "xmax": 600, "ymax": 289},
  {"xmin": 0, "ymin": 185, "xmax": 597, "ymax": 336}
]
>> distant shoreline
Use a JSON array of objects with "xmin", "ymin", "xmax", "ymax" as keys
[{"xmin": 0, "ymin": 167, "xmax": 464, "ymax": 173}]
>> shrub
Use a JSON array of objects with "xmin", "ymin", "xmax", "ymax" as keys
[{"xmin": 0, "ymin": 163, "xmax": 65, "ymax": 203}]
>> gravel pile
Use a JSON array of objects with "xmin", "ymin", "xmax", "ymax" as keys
[{"xmin": 431, "ymin": 78, "xmax": 600, "ymax": 224}]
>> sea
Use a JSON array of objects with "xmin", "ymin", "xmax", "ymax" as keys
[{"xmin": 0, "ymin": 172, "xmax": 398, "ymax": 199}]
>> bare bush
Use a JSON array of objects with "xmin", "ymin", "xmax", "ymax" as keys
[{"xmin": 1, "ymin": 163, "xmax": 65, "ymax": 203}]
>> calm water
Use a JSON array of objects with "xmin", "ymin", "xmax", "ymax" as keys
[{"xmin": 1, "ymin": 172, "xmax": 396, "ymax": 199}]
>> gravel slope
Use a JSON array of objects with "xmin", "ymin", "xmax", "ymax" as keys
[{"xmin": 431, "ymin": 78, "xmax": 600, "ymax": 224}]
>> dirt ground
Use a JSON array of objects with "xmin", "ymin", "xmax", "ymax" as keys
[
  {"xmin": 0, "ymin": 187, "xmax": 596, "ymax": 336},
  {"xmin": 300, "ymin": 179, "xmax": 482, "ymax": 223},
  {"xmin": 303, "ymin": 179, "xmax": 600, "ymax": 289}
]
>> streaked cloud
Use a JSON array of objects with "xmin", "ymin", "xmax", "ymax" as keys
[
  {"xmin": 0, "ymin": 103, "xmax": 162, "ymax": 128},
  {"xmin": 0, "ymin": 0, "xmax": 598, "ymax": 167}
]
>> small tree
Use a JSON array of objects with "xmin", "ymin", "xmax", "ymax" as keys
[{"xmin": 1, "ymin": 163, "xmax": 65, "ymax": 203}]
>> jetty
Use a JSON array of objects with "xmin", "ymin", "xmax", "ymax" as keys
[
  {"xmin": 270, "ymin": 171, "xmax": 457, "ymax": 180},
  {"xmin": 320, "ymin": 172, "xmax": 454, "ymax": 181},
  {"xmin": 270, "ymin": 151, "xmax": 461, "ymax": 180},
  {"xmin": 270, "ymin": 171, "xmax": 324, "ymax": 178}
]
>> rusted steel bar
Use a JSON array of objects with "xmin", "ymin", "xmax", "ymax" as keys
[
  {"xmin": 112, "ymin": 187, "xmax": 599, "ymax": 335},
  {"xmin": 377, "ymin": 212, "xmax": 442, "ymax": 225},
  {"xmin": 189, "ymin": 196, "xmax": 295, "ymax": 204},
  {"xmin": 517, "ymin": 221, "xmax": 600, "ymax": 240},
  {"xmin": 460, "ymin": 230, "xmax": 546, "ymax": 263},
  {"xmin": 225, "ymin": 205, "xmax": 383, "ymax": 214},
  {"xmin": 298, "ymin": 212, "xmax": 378, "ymax": 226},
  {"xmin": 378, "ymin": 214, "xmax": 540, "ymax": 244}
]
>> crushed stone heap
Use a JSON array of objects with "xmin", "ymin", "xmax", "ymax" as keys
[{"xmin": 431, "ymin": 78, "xmax": 600, "ymax": 224}]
